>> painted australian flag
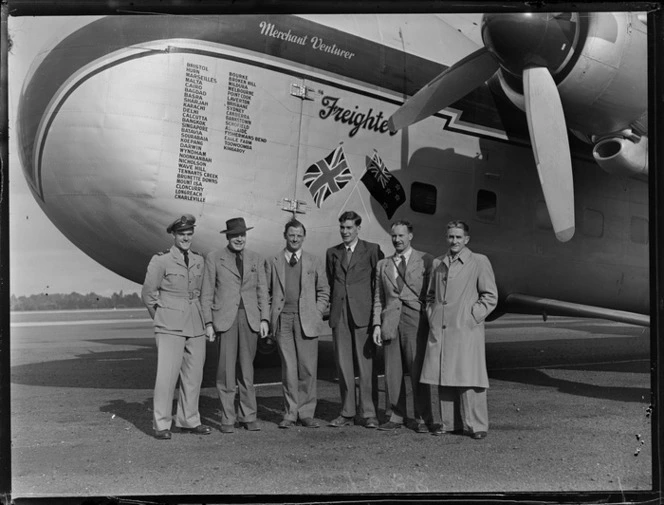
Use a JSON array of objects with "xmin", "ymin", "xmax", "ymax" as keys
[
  {"xmin": 303, "ymin": 145, "xmax": 352, "ymax": 208},
  {"xmin": 361, "ymin": 151, "xmax": 405, "ymax": 219}
]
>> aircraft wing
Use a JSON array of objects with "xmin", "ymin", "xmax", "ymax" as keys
[{"xmin": 504, "ymin": 294, "xmax": 649, "ymax": 327}]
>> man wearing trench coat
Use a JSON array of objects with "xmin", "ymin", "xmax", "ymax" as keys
[{"xmin": 421, "ymin": 220, "xmax": 497, "ymax": 439}]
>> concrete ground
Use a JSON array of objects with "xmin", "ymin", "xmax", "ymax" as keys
[{"xmin": 8, "ymin": 310, "xmax": 652, "ymax": 498}]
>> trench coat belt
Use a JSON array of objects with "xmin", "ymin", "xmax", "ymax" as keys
[{"xmin": 162, "ymin": 290, "xmax": 201, "ymax": 300}]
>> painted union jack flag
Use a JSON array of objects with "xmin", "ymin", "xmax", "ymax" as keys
[
  {"xmin": 303, "ymin": 145, "xmax": 352, "ymax": 208},
  {"xmin": 361, "ymin": 151, "xmax": 405, "ymax": 219}
]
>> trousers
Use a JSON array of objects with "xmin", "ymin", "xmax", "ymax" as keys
[
  {"xmin": 153, "ymin": 332, "xmax": 205, "ymax": 431},
  {"xmin": 215, "ymin": 308, "xmax": 259, "ymax": 425}
]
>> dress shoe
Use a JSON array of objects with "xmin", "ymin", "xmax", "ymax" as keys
[
  {"xmin": 328, "ymin": 415, "xmax": 354, "ymax": 427},
  {"xmin": 299, "ymin": 417, "xmax": 320, "ymax": 428},
  {"xmin": 363, "ymin": 417, "xmax": 380, "ymax": 429},
  {"xmin": 471, "ymin": 431, "xmax": 487, "ymax": 440},
  {"xmin": 179, "ymin": 424, "xmax": 212, "ymax": 435},
  {"xmin": 377, "ymin": 421, "xmax": 402, "ymax": 431},
  {"xmin": 415, "ymin": 423, "xmax": 430, "ymax": 434},
  {"xmin": 154, "ymin": 429, "xmax": 172, "ymax": 440},
  {"xmin": 432, "ymin": 427, "xmax": 463, "ymax": 436},
  {"xmin": 241, "ymin": 421, "xmax": 261, "ymax": 431},
  {"xmin": 278, "ymin": 419, "xmax": 295, "ymax": 429},
  {"xmin": 220, "ymin": 424, "xmax": 235, "ymax": 434}
]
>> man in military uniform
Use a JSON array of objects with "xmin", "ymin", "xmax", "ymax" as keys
[{"xmin": 141, "ymin": 214, "xmax": 212, "ymax": 440}]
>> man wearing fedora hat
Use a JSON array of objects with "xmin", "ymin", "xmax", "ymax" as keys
[
  {"xmin": 141, "ymin": 214, "xmax": 212, "ymax": 440},
  {"xmin": 201, "ymin": 217, "xmax": 270, "ymax": 433}
]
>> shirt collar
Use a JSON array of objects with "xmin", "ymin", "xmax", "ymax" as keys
[
  {"xmin": 448, "ymin": 247, "xmax": 470, "ymax": 263},
  {"xmin": 171, "ymin": 245, "xmax": 188, "ymax": 259},
  {"xmin": 284, "ymin": 249, "xmax": 302, "ymax": 261},
  {"xmin": 395, "ymin": 247, "xmax": 413, "ymax": 262},
  {"xmin": 344, "ymin": 238, "xmax": 359, "ymax": 252}
]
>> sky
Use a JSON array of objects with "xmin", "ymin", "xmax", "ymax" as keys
[{"xmin": 8, "ymin": 16, "xmax": 143, "ymax": 297}]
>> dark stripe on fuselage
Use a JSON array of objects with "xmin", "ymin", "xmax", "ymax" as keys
[{"xmin": 19, "ymin": 14, "xmax": 520, "ymax": 200}]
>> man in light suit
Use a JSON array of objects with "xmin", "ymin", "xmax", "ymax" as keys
[
  {"xmin": 326, "ymin": 211, "xmax": 384, "ymax": 428},
  {"xmin": 141, "ymin": 214, "xmax": 212, "ymax": 440},
  {"xmin": 372, "ymin": 220, "xmax": 434, "ymax": 433},
  {"xmin": 268, "ymin": 219, "xmax": 330, "ymax": 428},
  {"xmin": 201, "ymin": 217, "xmax": 270, "ymax": 433}
]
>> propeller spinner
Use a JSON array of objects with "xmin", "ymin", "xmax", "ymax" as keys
[{"xmin": 389, "ymin": 13, "xmax": 582, "ymax": 242}]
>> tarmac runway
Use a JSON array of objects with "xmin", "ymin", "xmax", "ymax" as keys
[{"xmin": 8, "ymin": 309, "xmax": 653, "ymax": 498}]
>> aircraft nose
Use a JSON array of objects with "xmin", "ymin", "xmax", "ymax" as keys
[{"xmin": 481, "ymin": 12, "xmax": 579, "ymax": 79}]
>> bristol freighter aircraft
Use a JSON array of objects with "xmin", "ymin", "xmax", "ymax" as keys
[{"xmin": 16, "ymin": 12, "xmax": 649, "ymax": 328}]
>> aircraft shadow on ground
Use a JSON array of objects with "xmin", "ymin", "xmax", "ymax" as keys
[
  {"xmin": 11, "ymin": 330, "xmax": 648, "ymax": 403},
  {"xmin": 489, "ymin": 369, "xmax": 650, "ymax": 404},
  {"xmin": 486, "ymin": 335, "xmax": 651, "ymax": 404},
  {"xmin": 9, "ymin": 338, "xmax": 364, "ymax": 389}
]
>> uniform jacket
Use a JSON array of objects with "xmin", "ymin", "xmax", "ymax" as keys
[
  {"xmin": 141, "ymin": 245, "xmax": 206, "ymax": 337},
  {"xmin": 326, "ymin": 239, "xmax": 384, "ymax": 329},
  {"xmin": 420, "ymin": 247, "xmax": 498, "ymax": 388},
  {"xmin": 200, "ymin": 247, "xmax": 269, "ymax": 333},
  {"xmin": 268, "ymin": 250, "xmax": 330, "ymax": 337},
  {"xmin": 372, "ymin": 248, "xmax": 433, "ymax": 341}
]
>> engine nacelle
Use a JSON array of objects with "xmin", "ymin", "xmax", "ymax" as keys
[
  {"xmin": 592, "ymin": 135, "xmax": 648, "ymax": 177},
  {"xmin": 488, "ymin": 12, "xmax": 647, "ymax": 140}
]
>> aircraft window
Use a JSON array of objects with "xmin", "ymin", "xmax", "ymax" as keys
[
  {"xmin": 476, "ymin": 189, "xmax": 497, "ymax": 222},
  {"xmin": 410, "ymin": 182, "xmax": 437, "ymax": 215},
  {"xmin": 535, "ymin": 200, "xmax": 553, "ymax": 230},
  {"xmin": 630, "ymin": 216, "xmax": 649, "ymax": 244},
  {"xmin": 582, "ymin": 208, "xmax": 604, "ymax": 238}
]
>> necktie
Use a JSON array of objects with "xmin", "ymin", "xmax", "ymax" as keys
[
  {"xmin": 397, "ymin": 255, "xmax": 406, "ymax": 291},
  {"xmin": 343, "ymin": 247, "xmax": 352, "ymax": 268},
  {"xmin": 289, "ymin": 253, "xmax": 298, "ymax": 267},
  {"xmin": 183, "ymin": 251, "xmax": 189, "ymax": 267},
  {"xmin": 235, "ymin": 252, "xmax": 243, "ymax": 280}
]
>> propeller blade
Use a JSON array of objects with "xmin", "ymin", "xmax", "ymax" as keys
[
  {"xmin": 523, "ymin": 66, "xmax": 575, "ymax": 242},
  {"xmin": 388, "ymin": 47, "xmax": 499, "ymax": 132}
]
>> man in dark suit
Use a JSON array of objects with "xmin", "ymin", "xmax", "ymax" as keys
[
  {"xmin": 372, "ymin": 220, "xmax": 434, "ymax": 433},
  {"xmin": 326, "ymin": 211, "xmax": 384, "ymax": 428},
  {"xmin": 201, "ymin": 217, "xmax": 270, "ymax": 433},
  {"xmin": 268, "ymin": 219, "xmax": 329, "ymax": 428}
]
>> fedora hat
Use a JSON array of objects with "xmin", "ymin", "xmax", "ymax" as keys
[
  {"xmin": 167, "ymin": 214, "xmax": 196, "ymax": 234},
  {"xmin": 220, "ymin": 217, "xmax": 254, "ymax": 234}
]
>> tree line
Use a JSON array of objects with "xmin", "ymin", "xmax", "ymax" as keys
[{"xmin": 10, "ymin": 291, "xmax": 144, "ymax": 311}]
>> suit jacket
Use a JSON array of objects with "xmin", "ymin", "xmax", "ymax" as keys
[
  {"xmin": 326, "ymin": 239, "xmax": 383, "ymax": 329},
  {"xmin": 201, "ymin": 247, "xmax": 269, "ymax": 333},
  {"xmin": 268, "ymin": 250, "xmax": 330, "ymax": 337},
  {"xmin": 372, "ymin": 248, "xmax": 433, "ymax": 341},
  {"xmin": 141, "ymin": 245, "xmax": 206, "ymax": 337},
  {"xmin": 420, "ymin": 247, "xmax": 498, "ymax": 388}
]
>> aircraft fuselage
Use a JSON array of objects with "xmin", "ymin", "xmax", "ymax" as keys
[{"xmin": 16, "ymin": 14, "xmax": 649, "ymax": 318}]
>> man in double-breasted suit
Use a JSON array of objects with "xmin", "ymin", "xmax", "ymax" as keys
[
  {"xmin": 141, "ymin": 214, "xmax": 212, "ymax": 440},
  {"xmin": 372, "ymin": 220, "xmax": 434, "ymax": 433},
  {"xmin": 326, "ymin": 211, "xmax": 384, "ymax": 428},
  {"xmin": 201, "ymin": 217, "xmax": 269, "ymax": 433},
  {"xmin": 421, "ymin": 220, "xmax": 497, "ymax": 440},
  {"xmin": 268, "ymin": 219, "xmax": 329, "ymax": 428}
]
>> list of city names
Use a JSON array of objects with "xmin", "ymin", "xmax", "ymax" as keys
[
  {"xmin": 175, "ymin": 62, "xmax": 218, "ymax": 203},
  {"xmin": 224, "ymin": 71, "xmax": 266, "ymax": 153},
  {"xmin": 175, "ymin": 64, "xmax": 267, "ymax": 202}
]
